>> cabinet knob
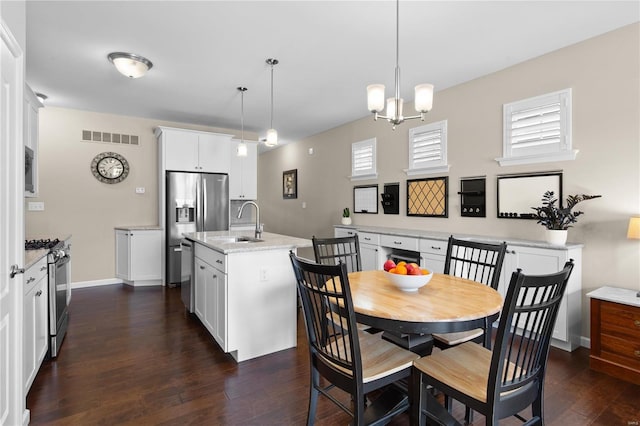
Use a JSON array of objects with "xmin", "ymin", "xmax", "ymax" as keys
[
  {"xmin": 393, "ymin": 241, "xmax": 402, "ymax": 245},
  {"xmin": 40, "ymin": 266, "xmax": 47, "ymax": 271},
  {"xmin": 36, "ymin": 290, "xmax": 42, "ymax": 297},
  {"xmin": 634, "ymin": 320, "xmax": 640, "ymax": 328},
  {"xmin": 213, "ymin": 274, "xmax": 217, "ymax": 279},
  {"xmin": 635, "ymin": 350, "xmax": 640, "ymax": 358},
  {"xmin": 200, "ymin": 265, "xmax": 205, "ymax": 270},
  {"xmin": 216, "ymin": 260, "xmax": 223, "ymax": 265},
  {"xmin": 27, "ymin": 277, "xmax": 35, "ymax": 284}
]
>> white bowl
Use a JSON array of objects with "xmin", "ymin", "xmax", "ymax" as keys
[{"xmin": 385, "ymin": 270, "xmax": 433, "ymax": 292}]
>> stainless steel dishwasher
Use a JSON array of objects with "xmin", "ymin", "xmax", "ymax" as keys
[{"xmin": 180, "ymin": 239, "xmax": 194, "ymax": 312}]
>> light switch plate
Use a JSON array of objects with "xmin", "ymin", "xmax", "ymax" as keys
[{"xmin": 27, "ymin": 201, "xmax": 44, "ymax": 211}]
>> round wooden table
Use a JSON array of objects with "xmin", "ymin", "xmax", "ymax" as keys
[{"xmin": 347, "ymin": 270, "xmax": 503, "ymax": 351}]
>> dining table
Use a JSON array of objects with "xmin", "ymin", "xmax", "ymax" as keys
[{"xmin": 347, "ymin": 270, "xmax": 503, "ymax": 355}]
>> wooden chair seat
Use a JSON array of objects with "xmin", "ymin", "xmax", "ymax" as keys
[
  {"xmin": 414, "ymin": 341, "xmax": 521, "ymax": 403},
  {"xmin": 431, "ymin": 328, "xmax": 484, "ymax": 346},
  {"xmin": 324, "ymin": 330, "xmax": 419, "ymax": 384}
]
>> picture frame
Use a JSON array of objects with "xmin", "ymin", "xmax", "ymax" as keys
[
  {"xmin": 407, "ymin": 176, "xmax": 449, "ymax": 217},
  {"xmin": 283, "ymin": 169, "xmax": 298, "ymax": 199},
  {"xmin": 497, "ymin": 171, "xmax": 562, "ymax": 219},
  {"xmin": 353, "ymin": 184, "xmax": 378, "ymax": 214}
]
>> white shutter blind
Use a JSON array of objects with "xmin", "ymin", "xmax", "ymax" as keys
[
  {"xmin": 407, "ymin": 120, "xmax": 448, "ymax": 174},
  {"xmin": 351, "ymin": 138, "xmax": 376, "ymax": 178},
  {"xmin": 503, "ymin": 89, "xmax": 572, "ymax": 160}
]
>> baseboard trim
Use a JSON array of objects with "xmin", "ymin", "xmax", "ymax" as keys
[
  {"xmin": 580, "ymin": 335, "xmax": 591, "ymax": 349},
  {"xmin": 72, "ymin": 278, "xmax": 122, "ymax": 289}
]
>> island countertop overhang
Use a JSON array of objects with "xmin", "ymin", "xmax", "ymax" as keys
[{"xmin": 183, "ymin": 231, "xmax": 312, "ymax": 254}]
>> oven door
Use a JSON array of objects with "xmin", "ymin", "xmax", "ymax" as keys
[{"xmin": 49, "ymin": 253, "xmax": 70, "ymax": 357}]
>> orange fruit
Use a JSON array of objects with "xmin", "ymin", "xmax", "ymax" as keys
[
  {"xmin": 389, "ymin": 268, "xmax": 397, "ymax": 274},
  {"xmin": 397, "ymin": 261, "xmax": 407, "ymax": 267},
  {"xmin": 421, "ymin": 269, "xmax": 430, "ymax": 275},
  {"xmin": 395, "ymin": 265, "xmax": 408, "ymax": 275}
]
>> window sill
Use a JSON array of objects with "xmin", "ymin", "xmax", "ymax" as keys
[
  {"xmin": 349, "ymin": 173, "xmax": 378, "ymax": 181},
  {"xmin": 495, "ymin": 150, "xmax": 579, "ymax": 167},
  {"xmin": 404, "ymin": 165, "xmax": 450, "ymax": 176}
]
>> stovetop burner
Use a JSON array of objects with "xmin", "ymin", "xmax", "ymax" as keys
[{"xmin": 25, "ymin": 238, "xmax": 61, "ymax": 250}]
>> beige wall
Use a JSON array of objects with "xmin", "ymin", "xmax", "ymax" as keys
[
  {"xmin": 258, "ymin": 23, "xmax": 640, "ymax": 339},
  {"xmin": 25, "ymin": 108, "xmax": 258, "ymax": 282}
]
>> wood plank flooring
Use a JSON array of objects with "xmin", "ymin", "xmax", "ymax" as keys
[{"xmin": 27, "ymin": 285, "xmax": 640, "ymax": 425}]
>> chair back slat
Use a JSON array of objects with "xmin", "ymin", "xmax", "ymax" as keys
[
  {"xmin": 444, "ymin": 236, "xmax": 507, "ymax": 290},
  {"xmin": 312, "ymin": 235, "xmax": 362, "ymax": 273},
  {"xmin": 289, "ymin": 252, "xmax": 363, "ymax": 382},
  {"xmin": 488, "ymin": 261, "xmax": 574, "ymax": 403}
]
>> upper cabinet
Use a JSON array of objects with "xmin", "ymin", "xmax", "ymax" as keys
[
  {"xmin": 24, "ymin": 84, "xmax": 43, "ymax": 198},
  {"xmin": 156, "ymin": 126, "xmax": 233, "ymax": 173},
  {"xmin": 229, "ymin": 140, "xmax": 257, "ymax": 200}
]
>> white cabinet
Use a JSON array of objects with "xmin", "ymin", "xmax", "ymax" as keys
[
  {"xmin": 24, "ymin": 84, "xmax": 43, "ymax": 198},
  {"xmin": 419, "ymin": 238, "xmax": 447, "ymax": 274},
  {"xmin": 499, "ymin": 244, "xmax": 582, "ymax": 351},
  {"xmin": 334, "ymin": 227, "xmax": 357, "ymax": 238},
  {"xmin": 115, "ymin": 229, "xmax": 162, "ymax": 286},
  {"xmin": 23, "ymin": 256, "xmax": 48, "ymax": 393},
  {"xmin": 229, "ymin": 140, "xmax": 257, "ymax": 200},
  {"xmin": 358, "ymin": 232, "xmax": 380, "ymax": 271},
  {"xmin": 195, "ymin": 245, "xmax": 228, "ymax": 351},
  {"xmin": 157, "ymin": 126, "xmax": 233, "ymax": 173}
]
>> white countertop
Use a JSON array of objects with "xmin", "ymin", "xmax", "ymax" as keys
[
  {"xmin": 184, "ymin": 230, "xmax": 312, "ymax": 254},
  {"xmin": 587, "ymin": 286, "xmax": 640, "ymax": 308},
  {"xmin": 334, "ymin": 224, "xmax": 584, "ymax": 250},
  {"xmin": 114, "ymin": 225, "xmax": 162, "ymax": 231}
]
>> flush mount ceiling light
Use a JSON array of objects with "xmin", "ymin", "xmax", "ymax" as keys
[
  {"xmin": 366, "ymin": 0, "xmax": 434, "ymax": 129},
  {"xmin": 265, "ymin": 58, "xmax": 279, "ymax": 147},
  {"xmin": 107, "ymin": 52, "xmax": 153, "ymax": 78},
  {"xmin": 35, "ymin": 92, "xmax": 48, "ymax": 104},
  {"xmin": 237, "ymin": 87, "xmax": 248, "ymax": 157}
]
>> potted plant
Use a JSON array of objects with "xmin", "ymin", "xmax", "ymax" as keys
[
  {"xmin": 341, "ymin": 207, "xmax": 352, "ymax": 225},
  {"xmin": 531, "ymin": 191, "xmax": 601, "ymax": 245}
]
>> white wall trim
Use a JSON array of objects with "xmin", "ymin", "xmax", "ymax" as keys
[
  {"xmin": 580, "ymin": 335, "xmax": 591, "ymax": 349},
  {"xmin": 72, "ymin": 278, "xmax": 122, "ymax": 289}
]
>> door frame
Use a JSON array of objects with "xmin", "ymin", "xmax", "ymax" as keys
[{"xmin": 1, "ymin": 18, "xmax": 27, "ymax": 426}]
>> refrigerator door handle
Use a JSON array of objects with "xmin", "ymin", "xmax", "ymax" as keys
[
  {"xmin": 196, "ymin": 176, "xmax": 202, "ymax": 231},
  {"xmin": 203, "ymin": 178, "xmax": 208, "ymax": 227}
]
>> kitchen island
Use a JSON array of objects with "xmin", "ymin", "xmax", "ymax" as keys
[{"xmin": 183, "ymin": 231, "xmax": 311, "ymax": 362}]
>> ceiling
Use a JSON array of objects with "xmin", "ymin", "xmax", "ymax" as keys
[{"xmin": 25, "ymin": 1, "xmax": 639, "ymax": 152}]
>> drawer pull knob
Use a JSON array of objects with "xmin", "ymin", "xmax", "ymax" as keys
[
  {"xmin": 200, "ymin": 265, "xmax": 205, "ymax": 270},
  {"xmin": 431, "ymin": 246, "xmax": 440, "ymax": 250},
  {"xmin": 36, "ymin": 290, "xmax": 42, "ymax": 297},
  {"xmin": 634, "ymin": 320, "xmax": 640, "ymax": 328},
  {"xmin": 635, "ymin": 350, "xmax": 640, "ymax": 358},
  {"xmin": 394, "ymin": 241, "xmax": 402, "ymax": 245},
  {"xmin": 27, "ymin": 277, "xmax": 35, "ymax": 284},
  {"xmin": 216, "ymin": 260, "xmax": 223, "ymax": 264},
  {"xmin": 40, "ymin": 266, "xmax": 47, "ymax": 271}
]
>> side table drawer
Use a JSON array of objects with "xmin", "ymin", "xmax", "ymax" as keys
[
  {"xmin": 601, "ymin": 301, "xmax": 640, "ymax": 339},
  {"xmin": 600, "ymin": 334, "xmax": 640, "ymax": 370}
]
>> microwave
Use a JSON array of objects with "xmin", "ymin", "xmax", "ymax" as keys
[{"xmin": 25, "ymin": 146, "xmax": 35, "ymax": 193}]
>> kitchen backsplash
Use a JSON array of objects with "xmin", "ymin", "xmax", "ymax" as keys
[{"xmin": 230, "ymin": 199, "xmax": 255, "ymax": 226}]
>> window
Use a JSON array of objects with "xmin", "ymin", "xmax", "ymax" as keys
[
  {"xmin": 497, "ymin": 88, "xmax": 577, "ymax": 166},
  {"xmin": 350, "ymin": 138, "xmax": 377, "ymax": 180},
  {"xmin": 406, "ymin": 120, "xmax": 449, "ymax": 175}
]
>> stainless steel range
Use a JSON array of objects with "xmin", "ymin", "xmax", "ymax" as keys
[{"xmin": 25, "ymin": 238, "xmax": 71, "ymax": 358}]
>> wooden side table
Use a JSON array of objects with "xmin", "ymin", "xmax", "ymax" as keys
[{"xmin": 587, "ymin": 286, "xmax": 640, "ymax": 385}]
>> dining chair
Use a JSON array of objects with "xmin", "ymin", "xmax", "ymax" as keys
[
  {"xmin": 289, "ymin": 252, "xmax": 419, "ymax": 426},
  {"xmin": 412, "ymin": 260, "xmax": 575, "ymax": 426},
  {"xmin": 432, "ymin": 236, "xmax": 507, "ymax": 350},
  {"xmin": 312, "ymin": 235, "xmax": 362, "ymax": 273}
]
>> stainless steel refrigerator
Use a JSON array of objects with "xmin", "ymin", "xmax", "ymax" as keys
[{"xmin": 166, "ymin": 171, "xmax": 229, "ymax": 285}]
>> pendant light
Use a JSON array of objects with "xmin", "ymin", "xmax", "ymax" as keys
[
  {"xmin": 366, "ymin": 0, "xmax": 433, "ymax": 129},
  {"xmin": 265, "ymin": 58, "xmax": 279, "ymax": 147},
  {"xmin": 237, "ymin": 87, "xmax": 248, "ymax": 157}
]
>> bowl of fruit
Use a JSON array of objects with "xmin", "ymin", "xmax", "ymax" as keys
[{"xmin": 383, "ymin": 260, "xmax": 433, "ymax": 292}]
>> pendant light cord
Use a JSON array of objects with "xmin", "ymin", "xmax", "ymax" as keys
[
  {"xmin": 270, "ymin": 62, "xmax": 275, "ymax": 129},
  {"xmin": 241, "ymin": 89, "xmax": 245, "ymax": 143},
  {"xmin": 394, "ymin": 0, "xmax": 401, "ymax": 114}
]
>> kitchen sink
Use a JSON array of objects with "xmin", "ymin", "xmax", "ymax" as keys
[{"xmin": 207, "ymin": 236, "xmax": 263, "ymax": 244}]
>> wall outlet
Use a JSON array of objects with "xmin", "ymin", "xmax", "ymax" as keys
[
  {"xmin": 260, "ymin": 268, "xmax": 268, "ymax": 282},
  {"xmin": 135, "ymin": 187, "xmax": 145, "ymax": 194},
  {"xmin": 27, "ymin": 202, "xmax": 44, "ymax": 211}
]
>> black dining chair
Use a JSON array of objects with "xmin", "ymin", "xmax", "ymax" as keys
[
  {"xmin": 432, "ymin": 236, "xmax": 507, "ymax": 350},
  {"xmin": 312, "ymin": 235, "xmax": 362, "ymax": 273},
  {"xmin": 289, "ymin": 252, "xmax": 419, "ymax": 426},
  {"xmin": 412, "ymin": 260, "xmax": 575, "ymax": 426}
]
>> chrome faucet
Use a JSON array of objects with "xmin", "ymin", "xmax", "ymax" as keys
[{"xmin": 237, "ymin": 201, "xmax": 263, "ymax": 239}]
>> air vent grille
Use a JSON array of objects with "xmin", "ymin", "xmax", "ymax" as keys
[{"xmin": 82, "ymin": 129, "xmax": 139, "ymax": 146}]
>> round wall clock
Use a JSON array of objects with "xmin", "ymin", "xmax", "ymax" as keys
[{"xmin": 91, "ymin": 152, "xmax": 130, "ymax": 184}]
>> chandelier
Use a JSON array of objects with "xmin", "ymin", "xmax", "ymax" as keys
[
  {"xmin": 265, "ymin": 58, "xmax": 279, "ymax": 147},
  {"xmin": 366, "ymin": 0, "xmax": 433, "ymax": 129}
]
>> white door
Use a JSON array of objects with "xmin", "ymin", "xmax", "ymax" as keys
[{"xmin": 1, "ymin": 20, "xmax": 26, "ymax": 426}]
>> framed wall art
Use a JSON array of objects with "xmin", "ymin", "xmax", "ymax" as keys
[
  {"xmin": 283, "ymin": 169, "xmax": 298, "ymax": 199},
  {"xmin": 353, "ymin": 184, "xmax": 378, "ymax": 214},
  {"xmin": 407, "ymin": 177, "xmax": 448, "ymax": 217}
]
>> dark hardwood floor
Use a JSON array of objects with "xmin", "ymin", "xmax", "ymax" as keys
[{"xmin": 27, "ymin": 285, "xmax": 640, "ymax": 425}]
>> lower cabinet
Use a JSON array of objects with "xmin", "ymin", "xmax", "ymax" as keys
[
  {"xmin": 23, "ymin": 257, "xmax": 49, "ymax": 394},
  {"xmin": 419, "ymin": 238, "xmax": 447, "ymax": 274},
  {"xmin": 499, "ymin": 244, "xmax": 582, "ymax": 351},
  {"xmin": 358, "ymin": 232, "xmax": 380, "ymax": 271},
  {"xmin": 115, "ymin": 228, "xmax": 162, "ymax": 286},
  {"xmin": 195, "ymin": 256, "xmax": 228, "ymax": 351}
]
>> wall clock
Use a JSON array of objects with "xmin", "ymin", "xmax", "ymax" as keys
[{"xmin": 91, "ymin": 152, "xmax": 130, "ymax": 184}]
